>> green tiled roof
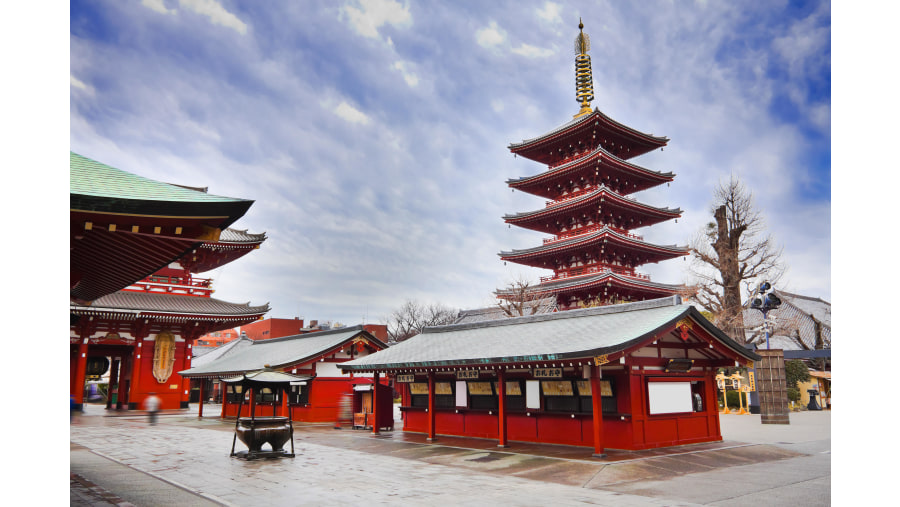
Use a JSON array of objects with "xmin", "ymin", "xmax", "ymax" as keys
[{"xmin": 70, "ymin": 152, "xmax": 247, "ymax": 204}]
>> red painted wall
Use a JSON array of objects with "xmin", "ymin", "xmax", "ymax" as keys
[
  {"xmin": 240, "ymin": 318, "xmax": 307, "ymax": 341},
  {"xmin": 398, "ymin": 370, "xmax": 724, "ymax": 451}
]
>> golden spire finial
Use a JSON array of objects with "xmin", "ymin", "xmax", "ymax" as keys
[{"xmin": 574, "ymin": 18, "xmax": 594, "ymax": 118}]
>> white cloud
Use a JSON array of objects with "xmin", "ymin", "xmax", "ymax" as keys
[
  {"xmin": 179, "ymin": 0, "xmax": 248, "ymax": 35},
  {"xmin": 334, "ymin": 101, "xmax": 371, "ymax": 125},
  {"xmin": 70, "ymin": 74, "xmax": 93, "ymax": 95},
  {"xmin": 536, "ymin": 2, "xmax": 562, "ymax": 24},
  {"xmin": 392, "ymin": 61, "xmax": 419, "ymax": 87},
  {"xmin": 341, "ymin": 0, "xmax": 412, "ymax": 39},
  {"xmin": 476, "ymin": 21, "xmax": 506, "ymax": 48},
  {"xmin": 511, "ymin": 43, "xmax": 554, "ymax": 58},
  {"xmin": 141, "ymin": 0, "xmax": 176, "ymax": 15}
]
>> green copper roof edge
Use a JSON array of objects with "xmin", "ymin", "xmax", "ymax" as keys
[{"xmin": 70, "ymin": 152, "xmax": 252, "ymax": 204}]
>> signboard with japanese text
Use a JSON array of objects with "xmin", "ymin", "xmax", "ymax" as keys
[
  {"xmin": 396, "ymin": 374, "xmax": 415, "ymax": 383},
  {"xmin": 532, "ymin": 367, "xmax": 563, "ymax": 378},
  {"xmin": 457, "ymin": 370, "xmax": 479, "ymax": 380}
]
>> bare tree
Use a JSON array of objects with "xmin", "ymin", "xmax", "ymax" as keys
[
  {"xmin": 386, "ymin": 300, "xmax": 458, "ymax": 343},
  {"xmin": 689, "ymin": 176, "xmax": 784, "ymax": 342},
  {"xmin": 496, "ymin": 276, "xmax": 556, "ymax": 317}
]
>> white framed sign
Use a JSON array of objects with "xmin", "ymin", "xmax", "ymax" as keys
[{"xmin": 647, "ymin": 381, "xmax": 693, "ymax": 414}]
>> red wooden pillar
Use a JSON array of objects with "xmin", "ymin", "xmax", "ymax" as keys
[
  {"xmin": 221, "ymin": 383, "xmax": 228, "ymax": 418},
  {"xmin": 198, "ymin": 380, "xmax": 205, "ymax": 418},
  {"xmin": 115, "ymin": 355, "xmax": 130, "ymax": 410},
  {"xmin": 372, "ymin": 371, "xmax": 380, "ymax": 435},
  {"xmin": 73, "ymin": 337, "xmax": 89, "ymax": 409},
  {"xmin": 427, "ymin": 371, "xmax": 436, "ymax": 441},
  {"xmin": 280, "ymin": 385, "xmax": 289, "ymax": 418},
  {"xmin": 180, "ymin": 341, "xmax": 192, "ymax": 409},
  {"xmin": 590, "ymin": 365, "xmax": 607, "ymax": 458},
  {"xmin": 128, "ymin": 337, "xmax": 145, "ymax": 409},
  {"xmin": 706, "ymin": 372, "xmax": 721, "ymax": 437},
  {"xmin": 497, "ymin": 368, "xmax": 508, "ymax": 448},
  {"xmin": 106, "ymin": 358, "xmax": 120, "ymax": 410}
]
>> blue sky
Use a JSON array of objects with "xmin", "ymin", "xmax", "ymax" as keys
[{"xmin": 67, "ymin": 0, "xmax": 832, "ymax": 327}]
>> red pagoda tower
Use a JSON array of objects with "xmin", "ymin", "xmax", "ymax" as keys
[{"xmin": 499, "ymin": 21, "xmax": 687, "ymax": 310}]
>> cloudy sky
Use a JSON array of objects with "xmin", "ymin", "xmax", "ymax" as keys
[{"xmin": 67, "ymin": 0, "xmax": 832, "ymax": 328}]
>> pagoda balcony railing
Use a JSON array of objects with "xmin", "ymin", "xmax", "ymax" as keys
[
  {"xmin": 543, "ymin": 225, "xmax": 643, "ymax": 245},
  {"xmin": 124, "ymin": 275, "xmax": 215, "ymax": 297},
  {"xmin": 145, "ymin": 275, "xmax": 213, "ymax": 288},
  {"xmin": 545, "ymin": 186, "xmax": 594, "ymax": 207},
  {"xmin": 540, "ymin": 266, "xmax": 650, "ymax": 283}
]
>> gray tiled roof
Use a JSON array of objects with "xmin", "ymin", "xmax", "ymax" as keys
[
  {"xmin": 190, "ymin": 337, "xmax": 252, "ymax": 370},
  {"xmin": 742, "ymin": 290, "xmax": 831, "ymax": 350},
  {"xmin": 454, "ymin": 297, "xmax": 558, "ymax": 324},
  {"xmin": 340, "ymin": 297, "xmax": 757, "ymax": 371},
  {"xmin": 180, "ymin": 325, "xmax": 384, "ymax": 377},
  {"xmin": 71, "ymin": 291, "xmax": 269, "ymax": 316},
  {"xmin": 216, "ymin": 228, "xmax": 267, "ymax": 244}
]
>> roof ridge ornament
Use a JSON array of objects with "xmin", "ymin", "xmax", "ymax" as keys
[{"xmin": 574, "ymin": 18, "xmax": 594, "ymax": 119}]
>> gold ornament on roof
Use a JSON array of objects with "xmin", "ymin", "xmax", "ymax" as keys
[{"xmin": 574, "ymin": 18, "xmax": 594, "ymax": 118}]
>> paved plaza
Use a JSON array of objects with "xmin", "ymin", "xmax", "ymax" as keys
[{"xmin": 70, "ymin": 404, "xmax": 831, "ymax": 506}]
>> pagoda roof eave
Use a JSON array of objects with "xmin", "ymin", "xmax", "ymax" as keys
[
  {"xmin": 498, "ymin": 227, "xmax": 689, "ymax": 261},
  {"xmin": 533, "ymin": 271, "xmax": 683, "ymax": 294},
  {"xmin": 211, "ymin": 228, "xmax": 268, "ymax": 245},
  {"xmin": 503, "ymin": 186, "xmax": 682, "ymax": 225},
  {"xmin": 506, "ymin": 144, "xmax": 674, "ymax": 194},
  {"xmin": 508, "ymin": 109, "xmax": 669, "ymax": 160},
  {"xmin": 70, "ymin": 152, "xmax": 258, "ymax": 303}
]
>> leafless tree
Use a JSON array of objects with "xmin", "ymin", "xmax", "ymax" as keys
[
  {"xmin": 386, "ymin": 300, "xmax": 458, "ymax": 343},
  {"xmin": 496, "ymin": 276, "xmax": 555, "ymax": 317},
  {"xmin": 689, "ymin": 176, "xmax": 784, "ymax": 342}
]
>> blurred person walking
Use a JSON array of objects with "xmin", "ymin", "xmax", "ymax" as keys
[{"xmin": 144, "ymin": 393, "xmax": 161, "ymax": 425}]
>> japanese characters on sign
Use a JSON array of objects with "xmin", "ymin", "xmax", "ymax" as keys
[
  {"xmin": 396, "ymin": 374, "xmax": 415, "ymax": 383},
  {"xmin": 532, "ymin": 367, "xmax": 563, "ymax": 378},
  {"xmin": 457, "ymin": 370, "xmax": 479, "ymax": 380}
]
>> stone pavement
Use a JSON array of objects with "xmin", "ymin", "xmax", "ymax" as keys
[{"xmin": 70, "ymin": 404, "xmax": 830, "ymax": 506}]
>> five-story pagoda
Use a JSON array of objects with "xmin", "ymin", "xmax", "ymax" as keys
[{"xmin": 499, "ymin": 21, "xmax": 687, "ymax": 310}]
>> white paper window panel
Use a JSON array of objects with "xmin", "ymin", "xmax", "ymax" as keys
[
  {"xmin": 647, "ymin": 382, "xmax": 693, "ymax": 414},
  {"xmin": 456, "ymin": 381, "xmax": 468, "ymax": 407},
  {"xmin": 314, "ymin": 361, "xmax": 344, "ymax": 377},
  {"xmin": 526, "ymin": 380, "xmax": 541, "ymax": 409}
]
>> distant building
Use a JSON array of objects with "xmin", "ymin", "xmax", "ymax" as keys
[
  {"xmin": 742, "ymin": 290, "xmax": 831, "ymax": 352},
  {"xmin": 195, "ymin": 329, "xmax": 240, "ymax": 347},
  {"xmin": 195, "ymin": 318, "xmax": 389, "ymax": 345},
  {"xmin": 181, "ymin": 325, "xmax": 390, "ymax": 425}
]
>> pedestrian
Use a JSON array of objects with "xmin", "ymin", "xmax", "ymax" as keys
[
  {"xmin": 144, "ymin": 393, "xmax": 161, "ymax": 425},
  {"xmin": 70, "ymin": 394, "xmax": 76, "ymax": 422},
  {"xmin": 335, "ymin": 392, "xmax": 352, "ymax": 429}
]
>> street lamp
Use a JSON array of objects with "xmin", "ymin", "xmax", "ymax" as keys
[{"xmin": 749, "ymin": 281, "xmax": 782, "ymax": 349}]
